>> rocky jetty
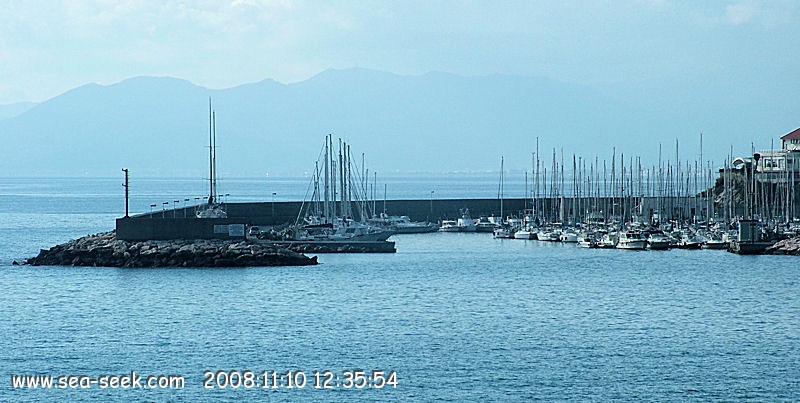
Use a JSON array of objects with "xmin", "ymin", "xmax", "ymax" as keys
[
  {"xmin": 25, "ymin": 231, "xmax": 318, "ymax": 267},
  {"xmin": 764, "ymin": 236, "xmax": 800, "ymax": 256}
]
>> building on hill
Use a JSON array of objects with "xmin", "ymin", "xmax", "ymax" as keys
[
  {"xmin": 781, "ymin": 127, "xmax": 800, "ymax": 151},
  {"xmin": 753, "ymin": 128, "xmax": 800, "ymax": 183},
  {"xmin": 721, "ymin": 128, "xmax": 800, "ymax": 223}
]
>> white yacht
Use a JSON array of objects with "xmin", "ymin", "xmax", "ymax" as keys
[
  {"xmin": 368, "ymin": 213, "xmax": 438, "ymax": 234},
  {"xmin": 560, "ymin": 230, "xmax": 578, "ymax": 243},
  {"xmin": 439, "ymin": 219, "xmax": 461, "ymax": 232},
  {"xmin": 616, "ymin": 231, "xmax": 647, "ymax": 250},
  {"xmin": 514, "ymin": 228, "xmax": 536, "ymax": 239}
]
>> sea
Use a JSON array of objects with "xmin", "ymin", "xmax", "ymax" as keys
[{"xmin": 1, "ymin": 177, "xmax": 799, "ymax": 402}]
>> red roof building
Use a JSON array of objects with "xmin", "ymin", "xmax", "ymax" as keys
[{"xmin": 781, "ymin": 128, "xmax": 800, "ymax": 151}]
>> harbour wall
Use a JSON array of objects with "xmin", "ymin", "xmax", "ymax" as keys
[{"xmin": 117, "ymin": 197, "xmax": 707, "ymax": 241}]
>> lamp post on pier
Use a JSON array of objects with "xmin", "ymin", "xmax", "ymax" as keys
[
  {"xmin": 430, "ymin": 190, "xmax": 435, "ymax": 220},
  {"xmin": 121, "ymin": 168, "xmax": 129, "ymax": 218}
]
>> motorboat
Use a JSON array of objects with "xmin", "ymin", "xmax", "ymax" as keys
[
  {"xmin": 597, "ymin": 232, "xmax": 618, "ymax": 248},
  {"xmin": 536, "ymin": 228, "xmax": 560, "ymax": 242},
  {"xmin": 577, "ymin": 233, "xmax": 598, "ymax": 248},
  {"xmin": 493, "ymin": 225, "xmax": 515, "ymax": 239},
  {"xmin": 676, "ymin": 233, "xmax": 702, "ymax": 249},
  {"xmin": 456, "ymin": 211, "xmax": 477, "ymax": 232},
  {"xmin": 439, "ymin": 219, "xmax": 461, "ymax": 232},
  {"xmin": 560, "ymin": 230, "xmax": 578, "ymax": 243},
  {"xmin": 368, "ymin": 213, "xmax": 438, "ymax": 234},
  {"xmin": 616, "ymin": 230, "xmax": 647, "ymax": 250},
  {"xmin": 514, "ymin": 228, "xmax": 536, "ymax": 240},
  {"xmin": 701, "ymin": 233, "xmax": 729, "ymax": 250},
  {"xmin": 474, "ymin": 217, "xmax": 497, "ymax": 233},
  {"xmin": 647, "ymin": 232, "xmax": 672, "ymax": 250}
]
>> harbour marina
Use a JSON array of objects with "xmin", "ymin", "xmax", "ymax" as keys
[{"xmin": 109, "ymin": 128, "xmax": 800, "ymax": 257}]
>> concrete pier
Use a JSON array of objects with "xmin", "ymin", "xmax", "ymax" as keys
[{"xmin": 117, "ymin": 196, "xmax": 707, "ymax": 241}]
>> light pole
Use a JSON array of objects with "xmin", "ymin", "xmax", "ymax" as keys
[
  {"xmin": 162, "ymin": 202, "xmax": 168, "ymax": 218},
  {"xmin": 184, "ymin": 198, "xmax": 190, "ymax": 218},
  {"xmin": 150, "ymin": 204, "xmax": 156, "ymax": 218},
  {"xmin": 121, "ymin": 168, "xmax": 129, "ymax": 218},
  {"xmin": 173, "ymin": 200, "xmax": 180, "ymax": 218},
  {"xmin": 430, "ymin": 190, "xmax": 435, "ymax": 220},
  {"xmin": 272, "ymin": 192, "xmax": 277, "ymax": 217}
]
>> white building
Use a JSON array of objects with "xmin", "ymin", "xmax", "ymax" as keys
[
  {"xmin": 783, "ymin": 128, "xmax": 800, "ymax": 151},
  {"xmin": 753, "ymin": 128, "xmax": 800, "ymax": 182}
]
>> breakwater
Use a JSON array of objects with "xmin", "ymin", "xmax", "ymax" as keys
[
  {"xmin": 270, "ymin": 240, "xmax": 396, "ymax": 253},
  {"xmin": 25, "ymin": 232, "xmax": 318, "ymax": 267},
  {"xmin": 765, "ymin": 236, "xmax": 800, "ymax": 255},
  {"xmin": 119, "ymin": 197, "xmax": 708, "ymax": 241}
]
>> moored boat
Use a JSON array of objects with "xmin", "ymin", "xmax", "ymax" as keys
[
  {"xmin": 368, "ymin": 213, "xmax": 438, "ymax": 234},
  {"xmin": 647, "ymin": 232, "xmax": 672, "ymax": 250},
  {"xmin": 577, "ymin": 233, "xmax": 598, "ymax": 248},
  {"xmin": 536, "ymin": 228, "xmax": 560, "ymax": 242},
  {"xmin": 474, "ymin": 216, "xmax": 497, "ymax": 233},
  {"xmin": 514, "ymin": 228, "xmax": 535, "ymax": 239},
  {"xmin": 439, "ymin": 219, "xmax": 461, "ymax": 232},
  {"xmin": 493, "ymin": 225, "xmax": 515, "ymax": 239},
  {"xmin": 560, "ymin": 230, "xmax": 578, "ymax": 243},
  {"xmin": 616, "ymin": 230, "xmax": 647, "ymax": 250}
]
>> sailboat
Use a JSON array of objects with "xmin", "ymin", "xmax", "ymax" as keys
[
  {"xmin": 289, "ymin": 135, "xmax": 391, "ymax": 242},
  {"xmin": 196, "ymin": 98, "xmax": 227, "ymax": 219},
  {"xmin": 493, "ymin": 156, "xmax": 516, "ymax": 238}
]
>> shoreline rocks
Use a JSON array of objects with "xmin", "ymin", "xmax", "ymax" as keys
[
  {"xmin": 764, "ymin": 236, "xmax": 800, "ymax": 255},
  {"xmin": 24, "ymin": 231, "xmax": 318, "ymax": 267}
]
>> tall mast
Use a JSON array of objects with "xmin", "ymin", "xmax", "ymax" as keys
[
  {"xmin": 208, "ymin": 97, "xmax": 214, "ymax": 204},
  {"xmin": 338, "ymin": 138, "xmax": 344, "ymax": 219},
  {"xmin": 324, "ymin": 134, "xmax": 330, "ymax": 222},
  {"xmin": 500, "ymin": 155, "xmax": 504, "ymax": 219},
  {"xmin": 212, "ymin": 109, "xmax": 217, "ymax": 204},
  {"xmin": 535, "ymin": 137, "xmax": 539, "ymax": 221}
]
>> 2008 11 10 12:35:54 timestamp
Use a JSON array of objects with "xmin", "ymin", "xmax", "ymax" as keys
[{"xmin": 203, "ymin": 369, "xmax": 398, "ymax": 389}]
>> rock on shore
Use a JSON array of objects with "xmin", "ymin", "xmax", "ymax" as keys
[
  {"xmin": 765, "ymin": 236, "xmax": 800, "ymax": 255},
  {"xmin": 25, "ymin": 231, "xmax": 318, "ymax": 267}
]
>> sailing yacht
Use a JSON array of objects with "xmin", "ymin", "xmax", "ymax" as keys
[{"xmin": 290, "ymin": 135, "xmax": 390, "ymax": 242}]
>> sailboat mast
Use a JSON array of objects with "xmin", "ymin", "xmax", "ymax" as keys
[
  {"xmin": 212, "ymin": 109, "xmax": 217, "ymax": 204},
  {"xmin": 208, "ymin": 98, "xmax": 214, "ymax": 204},
  {"xmin": 535, "ymin": 137, "xmax": 539, "ymax": 221},
  {"xmin": 500, "ymin": 155, "xmax": 504, "ymax": 220},
  {"xmin": 338, "ymin": 139, "xmax": 344, "ymax": 219},
  {"xmin": 324, "ymin": 134, "xmax": 330, "ymax": 222}
]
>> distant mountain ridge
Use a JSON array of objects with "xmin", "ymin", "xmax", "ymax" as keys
[
  {"xmin": 0, "ymin": 68, "xmax": 795, "ymax": 178},
  {"xmin": 0, "ymin": 102, "xmax": 37, "ymax": 120}
]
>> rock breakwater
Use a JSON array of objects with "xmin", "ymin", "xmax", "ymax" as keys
[
  {"xmin": 764, "ymin": 236, "xmax": 800, "ymax": 256},
  {"xmin": 25, "ymin": 231, "xmax": 318, "ymax": 267}
]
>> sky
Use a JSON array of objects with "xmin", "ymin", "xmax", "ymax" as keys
[{"xmin": 1, "ymin": 0, "xmax": 798, "ymax": 105}]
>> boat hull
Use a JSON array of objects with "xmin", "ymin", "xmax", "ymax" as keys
[
  {"xmin": 617, "ymin": 241, "xmax": 647, "ymax": 250},
  {"xmin": 701, "ymin": 241, "xmax": 728, "ymax": 250},
  {"xmin": 647, "ymin": 240, "xmax": 671, "ymax": 250},
  {"xmin": 394, "ymin": 224, "xmax": 439, "ymax": 234},
  {"xmin": 514, "ymin": 231, "xmax": 535, "ymax": 240}
]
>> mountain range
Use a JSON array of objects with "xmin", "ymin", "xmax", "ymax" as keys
[{"xmin": 1, "ymin": 68, "xmax": 796, "ymax": 178}]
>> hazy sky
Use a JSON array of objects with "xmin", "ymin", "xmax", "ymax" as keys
[{"xmin": 1, "ymin": 0, "xmax": 798, "ymax": 104}]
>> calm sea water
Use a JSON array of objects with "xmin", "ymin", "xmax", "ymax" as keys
[{"xmin": 1, "ymin": 178, "xmax": 799, "ymax": 401}]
